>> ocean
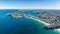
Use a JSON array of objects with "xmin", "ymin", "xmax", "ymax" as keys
[{"xmin": 0, "ymin": 9, "xmax": 60, "ymax": 34}]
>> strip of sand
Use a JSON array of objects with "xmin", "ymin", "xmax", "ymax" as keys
[
  {"xmin": 26, "ymin": 16, "xmax": 60, "ymax": 32},
  {"xmin": 31, "ymin": 18, "xmax": 50, "ymax": 25},
  {"xmin": 30, "ymin": 18, "xmax": 60, "ymax": 32}
]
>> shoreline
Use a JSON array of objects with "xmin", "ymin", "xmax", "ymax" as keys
[
  {"xmin": 29, "ymin": 17, "xmax": 60, "ymax": 33},
  {"xmin": 7, "ymin": 12, "xmax": 60, "ymax": 33},
  {"xmin": 32, "ymin": 18, "xmax": 50, "ymax": 26}
]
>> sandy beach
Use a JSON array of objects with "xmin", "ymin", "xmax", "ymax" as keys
[
  {"xmin": 30, "ymin": 17, "xmax": 60, "ymax": 33},
  {"xmin": 31, "ymin": 17, "xmax": 50, "ymax": 25},
  {"xmin": 25, "ymin": 16, "xmax": 60, "ymax": 33}
]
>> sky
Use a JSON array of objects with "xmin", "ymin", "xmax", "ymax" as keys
[{"xmin": 0, "ymin": 0, "xmax": 60, "ymax": 9}]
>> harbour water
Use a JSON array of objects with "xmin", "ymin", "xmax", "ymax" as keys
[{"xmin": 0, "ymin": 9, "xmax": 60, "ymax": 34}]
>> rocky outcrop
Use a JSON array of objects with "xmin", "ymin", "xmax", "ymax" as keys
[
  {"xmin": 44, "ymin": 24, "xmax": 60, "ymax": 30},
  {"xmin": 6, "ymin": 12, "xmax": 23, "ymax": 18}
]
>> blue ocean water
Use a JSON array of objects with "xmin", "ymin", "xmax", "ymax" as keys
[{"xmin": 0, "ymin": 9, "xmax": 60, "ymax": 34}]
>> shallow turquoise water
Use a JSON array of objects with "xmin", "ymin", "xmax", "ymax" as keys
[
  {"xmin": 0, "ymin": 15, "xmax": 60, "ymax": 34},
  {"xmin": 0, "ymin": 9, "xmax": 60, "ymax": 34}
]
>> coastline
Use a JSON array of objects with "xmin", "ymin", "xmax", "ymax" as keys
[
  {"xmin": 29, "ymin": 17, "xmax": 60, "ymax": 33},
  {"xmin": 7, "ymin": 12, "xmax": 60, "ymax": 33},
  {"xmin": 31, "ymin": 18, "xmax": 50, "ymax": 26}
]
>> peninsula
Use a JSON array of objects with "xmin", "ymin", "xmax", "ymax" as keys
[{"xmin": 6, "ymin": 10, "xmax": 60, "ymax": 32}]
